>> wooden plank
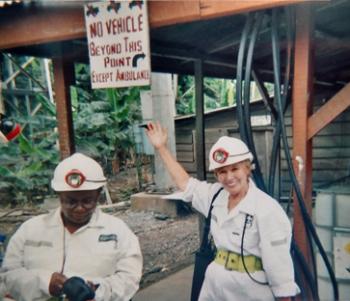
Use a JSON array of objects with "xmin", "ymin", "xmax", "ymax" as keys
[
  {"xmin": 286, "ymin": 122, "xmax": 350, "ymax": 136},
  {"xmin": 288, "ymin": 135, "xmax": 350, "ymax": 148},
  {"xmin": 204, "ymin": 128, "xmax": 228, "ymax": 143},
  {"xmin": 177, "ymin": 151, "xmax": 194, "ymax": 162},
  {"xmin": 284, "ymin": 107, "xmax": 350, "ymax": 125},
  {"xmin": 282, "ymin": 180, "xmax": 346, "ymax": 193},
  {"xmin": 281, "ymin": 158, "xmax": 350, "ymax": 170},
  {"xmin": 308, "ymin": 83, "xmax": 350, "ymax": 139},
  {"xmin": 281, "ymin": 147, "xmax": 350, "ymax": 159},
  {"xmin": 181, "ymin": 162, "xmax": 196, "ymax": 172},
  {"xmin": 281, "ymin": 170, "xmax": 349, "ymax": 182},
  {"xmin": 52, "ymin": 57, "xmax": 75, "ymax": 159},
  {"xmin": 149, "ymin": 1, "xmax": 201, "ymax": 28},
  {"xmin": 292, "ymin": 3, "xmax": 314, "ymax": 285},
  {"xmin": 149, "ymin": 0, "xmax": 307, "ymax": 28},
  {"xmin": 0, "ymin": 6, "xmax": 85, "ymax": 50},
  {"xmin": 176, "ymin": 144, "xmax": 193, "ymax": 152},
  {"xmin": 199, "ymin": 0, "xmax": 307, "ymax": 20},
  {"xmin": 0, "ymin": 1, "xmax": 310, "ymax": 51},
  {"xmin": 175, "ymin": 130, "xmax": 193, "ymax": 144}
]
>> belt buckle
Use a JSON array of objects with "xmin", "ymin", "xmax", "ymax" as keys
[{"xmin": 224, "ymin": 251, "xmax": 237, "ymax": 271}]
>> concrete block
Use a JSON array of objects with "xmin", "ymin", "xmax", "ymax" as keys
[{"xmin": 130, "ymin": 192, "xmax": 180, "ymax": 217}]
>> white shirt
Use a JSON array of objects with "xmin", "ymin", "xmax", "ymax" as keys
[
  {"xmin": 182, "ymin": 177, "xmax": 300, "ymax": 299},
  {"xmin": 3, "ymin": 208, "xmax": 142, "ymax": 301}
]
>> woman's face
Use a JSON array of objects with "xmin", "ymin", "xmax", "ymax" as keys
[{"xmin": 215, "ymin": 160, "xmax": 251, "ymax": 198}]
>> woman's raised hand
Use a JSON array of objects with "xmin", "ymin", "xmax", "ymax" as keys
[{"xmin": 145, "ymin": 121, "xmax": 168, "ymax": 150}]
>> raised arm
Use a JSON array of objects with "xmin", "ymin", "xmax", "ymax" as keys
[{"xmin": 145, "ymin": 121, "xmax": 190, "ymax": 191}]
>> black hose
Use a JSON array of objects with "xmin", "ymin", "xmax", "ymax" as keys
[
  {"xmin": 270, "ymin": 9, "xmax": 339, "ymax": 301},
  {"xmin": 268, "ymin": 7, "xmax": 293, "ymax": 197},
  {"xmin": 292, "ymin": 240, "xmax": 319, "ymax": 301},
  {"xmin": 270, "ymin": 8, "xmax": 318, "ymax": 284},
  {"xmin": 243, "ymin": 12, "xmax": 267, "ymax": 192},
  {"xmin": 236, "ymin": 13, "xmax": 266, "ymax": 192},
  {"xmin": 236, "ymin": 13, "xmax": 253, "ymax": 144}
]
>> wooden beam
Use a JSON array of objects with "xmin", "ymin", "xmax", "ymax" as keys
[
  {"xmin": 308, "ymin": 83, "xmax": 350, "ymax": 139},
  {"xmin": 0, "ymin": 1, "xmax": 309, "ymax": 51},
  {"xmin": 292, "ymin": 3, "xmax": 314, "ymax": 298},
  {"xmin": 0, "ymin": 6, "xmax": 85, "ymax": 50},
  {"xmin": 200, "ymin": 0, "xmax": 306, "ymax": 19},
  {"xmin": 52, "ymin": 56, "xmax": 75, "ymax": 159},
  {"xmin": 149, "ymin": 1, "xmax": 201, "ymax": 28},
  {"xmin": 149, "ymin": 0, "xmax": 308, "ymax": 28}
]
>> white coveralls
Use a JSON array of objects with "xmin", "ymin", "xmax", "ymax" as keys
[
  {"xmin": 182, "ymin": 178, "xmax": 300, "ymax": 301},
  {"xmin": 2, "ymin": 208, "xmax": 142, "ymax": 301}
]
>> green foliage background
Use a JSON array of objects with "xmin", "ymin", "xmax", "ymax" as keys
[
  {"xmin": 176, "ymin": 76, "xmax": 236, "ymax": 115},
  {"xmin": 0, "ymin": 59, "xmax": 142, "ymax": 205},
  {"xmin": 0, "ymin": 57, "xmax": 237, "ymax": 205}
]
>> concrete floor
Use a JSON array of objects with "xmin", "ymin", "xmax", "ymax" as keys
[{"xmin": 133, "ymin": 265, "xmax": 194, "ymax": 301}]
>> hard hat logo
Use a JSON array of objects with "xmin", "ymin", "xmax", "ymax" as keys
[
  {"xmin": 212, "ymin": 148, "xmax": 229, "ymax": 164},
  {"xmin": 63, "ymin": 168, "xmax": 106, "ymax": 189},
  {"xmin": 65, "ymin": 169, "xmax": 86, "ymax": 188},
  {"xmin": 212, "ymin": 148, "xmax": 251, "ymax": 165}
]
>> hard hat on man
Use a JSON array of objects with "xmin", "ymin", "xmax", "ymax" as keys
[{"xmin": 51, "ymin": 153, "xmax": 106, "ymax": 192}]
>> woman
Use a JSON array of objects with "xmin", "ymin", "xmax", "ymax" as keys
[{"xmin": 145, "ymin": 121, "xmax": 300, "ymax": 301}]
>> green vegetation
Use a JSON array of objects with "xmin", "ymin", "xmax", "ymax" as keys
[
  {"xmin": 0, "ymin": 58, "xmax": 143, "ymax": 205},
  {"xmin": 1, "ymin": 56, "xmax": 260, "ymax": 205},
  {"xmin": 176, "ymin": 76, "xmax": 235, "ymax": 115}
]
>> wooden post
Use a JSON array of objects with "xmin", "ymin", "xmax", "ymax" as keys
[
  {"xmin": 52, "ymin": 57, "xmax": 75, "ymax": 159},
  {"xmin": 292, "ymin": 3, "xmax": 314, "ymax": 298}
]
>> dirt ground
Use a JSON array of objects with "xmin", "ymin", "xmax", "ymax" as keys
[{"xmin": 0, "ymin": 167, "xmax": 200, "ymax": 288}]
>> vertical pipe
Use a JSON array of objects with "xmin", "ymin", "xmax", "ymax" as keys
[
  {"xmin": 194, "ymin": 59, "xmax": 206, "ymax": 181},
  {"xmin": 195, "ymin": 59, "xmax": 206, "ymax": 242}
]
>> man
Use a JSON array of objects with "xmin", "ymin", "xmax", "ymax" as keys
[{"xmin": 2, "ymin": 153, "xmax": 143, "ymax": 301}]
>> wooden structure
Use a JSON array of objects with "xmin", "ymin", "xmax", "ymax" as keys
[
  {"xmin": 175, "ymin": 99, "xmax": 350, "ymax": 195},
  {"xmin": 1, "ymin": 1, "xmax": 350, "ymax": 298}
]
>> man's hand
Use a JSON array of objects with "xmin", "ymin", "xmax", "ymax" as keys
[{"xmin": 49, "ymin": 272, "xmax": 67, "ymax": 297}]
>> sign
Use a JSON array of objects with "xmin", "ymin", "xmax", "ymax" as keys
[
  {"xmin": 84, "ymin": 1, "xmax": 151, "ymax": 89},
  {"xmin": 334, "ymin": 236, "xmax": 350, "ymax": 279}
]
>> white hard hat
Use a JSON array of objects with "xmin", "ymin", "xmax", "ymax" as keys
[
  {"xmin": 208, "ymin": 136, "xmax": 253, "ymax": 171},
  {"xmin": 51, "ymin": 153, "xmax": 106, "ymax": 192}
]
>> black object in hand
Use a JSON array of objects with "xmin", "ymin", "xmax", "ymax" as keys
[{"xmin": 62, "ymin": 276, "xmax": 95, "ymax": 301}]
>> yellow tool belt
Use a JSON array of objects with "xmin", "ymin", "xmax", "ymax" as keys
[{"xmin": 215, "ymin": 249, "xmax": 263, "ymax": 273}]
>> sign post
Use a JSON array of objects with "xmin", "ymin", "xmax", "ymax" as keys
[{"xmin": 84, "ymin": 1, "xmax": 151, "ymax": 89}]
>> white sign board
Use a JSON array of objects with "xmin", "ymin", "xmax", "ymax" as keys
[
  {"xmin": 84, "ymin": 1, "xmax": 151, "ymax": 89},
  {"xmin": 334, "ymin": 236, "xmax": 350, "ymax": 279}
]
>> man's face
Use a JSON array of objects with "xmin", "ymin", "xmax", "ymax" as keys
[{"xmin": 59, "ymin": 189, "xmax": 100, "ymax": 227}]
